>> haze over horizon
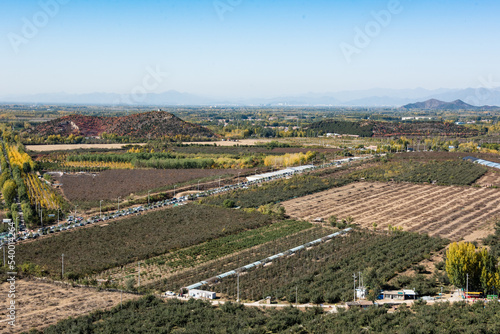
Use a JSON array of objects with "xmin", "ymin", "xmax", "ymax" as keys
[{"xmin": 2, "ymin": 0, "xmax": 500, "ymax": 99}]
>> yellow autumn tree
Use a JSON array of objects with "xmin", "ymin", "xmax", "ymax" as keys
[
  {"xmin": 446, "ymin": 242, "xmax": 480, "ymax": 289},
  {"xmin": 446, "ymin": 242, "xmax": 496, "ymax": 293}
]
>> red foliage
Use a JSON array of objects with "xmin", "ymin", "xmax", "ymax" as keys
[{"xmin": 31, "ymin": 111, "xmax": 216, "ymax": 139}]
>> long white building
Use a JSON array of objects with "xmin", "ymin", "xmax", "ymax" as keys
[{"xmin": 246, "ymin": 165, "xmax": 314, "ymax": 182}]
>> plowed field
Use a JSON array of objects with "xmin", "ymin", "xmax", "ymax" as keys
[
  {"xmin": 0, "ymin": 279, "xmax": 138, "ymax": 333},
  {"xmin": 283, "ymin": 182, "xmax": 500, "ymax": 241},
  {"xmin": 476, "ymin": 172, "xmax": 500, "ymax": 187}
]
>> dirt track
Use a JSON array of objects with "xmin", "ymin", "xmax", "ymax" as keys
[
  {"xmin": 0, "ymin": 279, "xmax": 139, "ymax": 333},
  {"xmin": 283, "ymin": 182, "xmax": 500, "ymax": 241}
]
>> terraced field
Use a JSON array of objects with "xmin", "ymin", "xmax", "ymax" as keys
[{"xmin": 283, "ymin": 182, "xmax": 500, "ymax": 241}]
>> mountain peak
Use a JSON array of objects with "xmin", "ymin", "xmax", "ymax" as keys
[{"xmin": 402, "ymin": 99, "xmax": 498, "ymax": 111}]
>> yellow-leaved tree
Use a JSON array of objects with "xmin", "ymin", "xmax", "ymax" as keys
[
  {"xmin": 446, "ymin": 241, "xmax": 497, "ymax": 293},
  {"xmin": 446, "ymin": 242, "xmax": 480, "ymax": 290}
]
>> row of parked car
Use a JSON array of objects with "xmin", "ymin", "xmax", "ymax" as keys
[
  {"xmin": 0, "ymin": 197, "xmax": 194, "ymax": 245},
  {"xmin": 0, "ymin": 157, "xmax": 371, "ymax": 247}
]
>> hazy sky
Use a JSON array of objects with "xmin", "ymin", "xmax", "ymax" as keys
[{"xmin": 1, "ymin": 0, "xmax": 500, "ymax": 98}]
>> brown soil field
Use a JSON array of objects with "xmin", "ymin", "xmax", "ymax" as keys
[
  {"xmin": 283, "ymin": 182, "xmax": 500, "ymax": 241},
  {"xmin": 0, "ymin": 279, "xmax": 139, "ymax": 333},
  {"xmin": 475, "ymin": 171, "xmax": 500, "ymax": 187},
  {"xmin": 26, "ymin": 143, "xmax": 147, "ymax": 152},
  {"xmin": 56, "ymin": 168, "xmax": 251, "ymax": 202}
]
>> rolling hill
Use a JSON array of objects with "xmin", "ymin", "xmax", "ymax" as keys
[
  {"xmin": 402, "ymin": 99, "xmax": 498, "ymax": 111},
  {"xmin": 29, "ymin": 111, "xmax": 217, "ymax": 139}
]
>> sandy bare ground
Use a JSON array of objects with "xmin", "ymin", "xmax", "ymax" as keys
[
  {"xmin": 476, "ymin": 171, "xmax": 500, "ymax": 188},
  {"xmin": 0, "ymin": 279, "xmax": 139, "ymax": 333},
  {"xmin": 26, "ymin": 143, "xmax": 146, "ymax": 152},
  {"xmin": 283, "ymin": 182, "xmax": 500, "ymax": 241}
]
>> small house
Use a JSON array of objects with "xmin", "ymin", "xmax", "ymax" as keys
[
  {"xmin": 382, "ymin": 289, "xmax": 417, "ymax": 300},
  {"xmin": 188, "ymin": 289, "xmax": 216, "ymax": 300},
  {"xmin": 356, "ymin": 287, "xmax": 368, "ymax": 299}
]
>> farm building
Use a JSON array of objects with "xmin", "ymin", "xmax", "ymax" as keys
[
  {"xmin": 188, "ymin": 289, "xmax": 216, "ymax": 300},
  {"xmin": 246, "ymin": 165, "xmax": 314, "ymax": 182},
  {"xmin": 463, "ymin": 156, "xmax": 500, "ymax": 170},
  {"xmin": 356, "ymin": 287, "xmax": 368, "ymax": 299},
  {"xmin": 382, "ymin": 289, "xmax": 417, "ymax": 300}
]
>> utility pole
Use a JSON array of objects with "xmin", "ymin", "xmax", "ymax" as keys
[
  {"xmin": 466, "ymin": 273, "xmax": 469, "ymax": 300},
  {"xmin": 61, "ymin": 254, "xmax": 64, "ymax": 279},
  {"xmin": 353, "ymin": 273, "xmax": 357, "ymax": 302},
  {"xmin": 99, "ymin": 200, "xmax": 103, "ymax": 219},
  {"xmin": 117, "ymin": 197, "xmax": 120, "ymax": 211},
  {"xmin": 237, "ymin": 272, "xmax": 240, "ymax": 302},
  {"xmin": 218, "ymin": 177, "xmax": 221, "ymax": 188}
]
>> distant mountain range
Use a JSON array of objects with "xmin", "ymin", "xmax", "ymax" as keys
[
  {"xmin": 401, "ymin": 99, "xmax": 499, "ymax": 111},
  {"xmin": 3, "ymin": 87, "xmax": 500, "ymax": 107}
]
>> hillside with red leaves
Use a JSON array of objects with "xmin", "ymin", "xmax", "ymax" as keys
[{"xmin": 30, "ymin": 111, "xmax": 216, "ymax": 139}]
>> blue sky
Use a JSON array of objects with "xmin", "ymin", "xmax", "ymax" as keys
[{"xmin": 1, "ymin": 0, "xmax": 499, "ymax": 98}]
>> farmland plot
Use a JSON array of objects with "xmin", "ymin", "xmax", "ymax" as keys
[
  {"xmin": 16, "ymin": 205, "xmax": 271, "ymax": 277},
  {"xmin": 476, "ymin": 171, "xmax": 500, "ymax": 187},
  {"xmin": 146, "ymin": 226, "xmax": 333, "ymax": 293},
  {"xmin": 0, "ymin": 279, "xmax": 139, "ymax": 334},
  {"xmin": 205, "ymin": 231, "xmax": 445, "ymax": 303},
  {"xmin": 94, "ymin": 220, "xmax": 313, "ymax": 287},
  {"xmin": 283, "ymin": 182, "xmax": 500, "ymax": 241},
  {"xmin": 56, "ymin": 168, "xmax": 251, "ymax": 202}
]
